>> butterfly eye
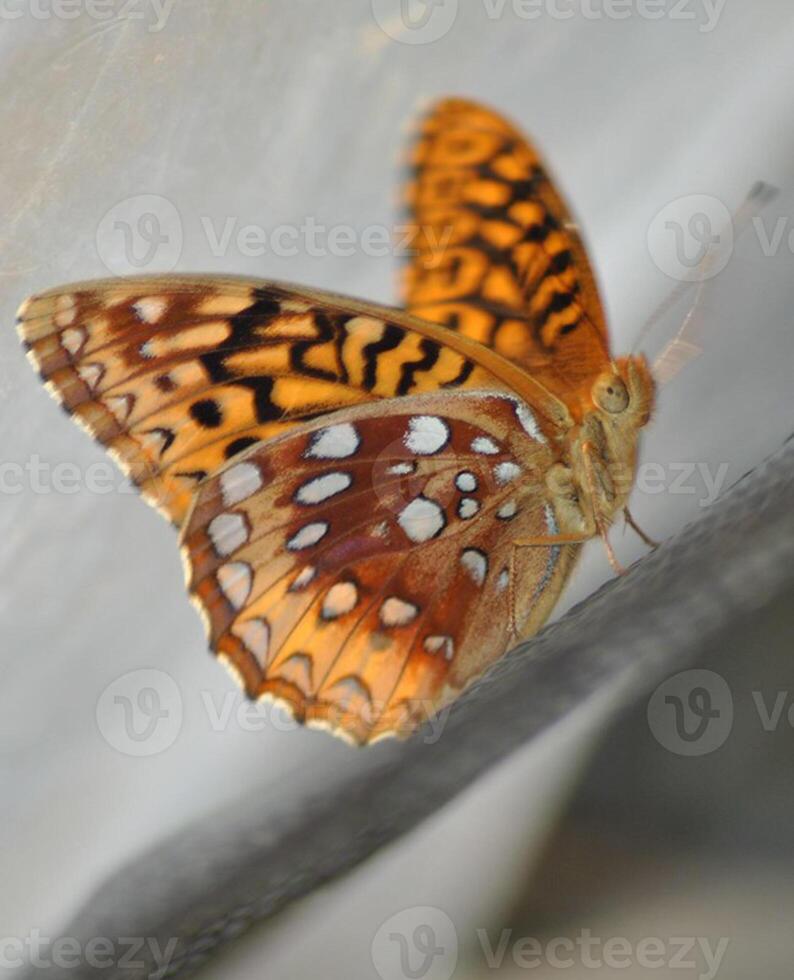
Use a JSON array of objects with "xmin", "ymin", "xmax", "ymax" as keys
[{"xmin": 593, "ymin": 375, "xmax": 629, "ymax": 414}]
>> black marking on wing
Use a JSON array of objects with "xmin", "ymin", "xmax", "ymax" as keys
[
  {"xmin": 442, "ymin": 357, "xmax": 475, "ymax": 389},
  {"xmin": 397, "ymin": 338, "xmax": 441, "ymax": 396},
  {"xmin": 361, "ymin": 324, "xmax": 405, "ymax": 391},
  {"xmin": 235, "ymin": 376, "xmax": 282, "ymax": 423},
  {"xmin": 225, "ymin": 436, "xmax": 260, "ymax": 460},
  {"xmin": 190, "ymin": 399, "xmax": 223, "ymax": 428},
  {"xmin": 289, "ymin": 311, "xmax": 340, "ymax": 382},
  {"xmin": 199, "ymin": 292, "xmax": 282, "ymax": 385}
]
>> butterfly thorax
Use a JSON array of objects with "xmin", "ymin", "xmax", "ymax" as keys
[{"xmin": 546, "ymin": 355, "xmax": 655, "ymax": 537}]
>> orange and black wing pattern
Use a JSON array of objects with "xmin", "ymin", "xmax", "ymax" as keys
[
  {"xmin": 403, "ymin": 97, "xmax": 612, "ymax": 406},
  {"xmin": 16, "ymin": 276, "xmax": 536, "ymax": 527}
]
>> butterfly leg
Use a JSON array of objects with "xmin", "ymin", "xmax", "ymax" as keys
[
  {"xmin": 511, "ymin": 532, "xmax": 593, "ymax": 548},
  {"xmin": 507, "ymin": 527, "xmax": 600, "ymax": 636},
  {"xmin": 506, "ymin": 534, "xmax": 590, "ymax": 637},
  {"xmin": 511, "ymin": 531, "xmax": 625, "ymax": 575},
  {"xmin": 623, "ymin": 507, "xmax": 660, "ymax": 550},
  {"xmin": 598, "ymin": 531, "xmax": 626, "ymax": 575},
  {"xmin": 580, "ymin": 441, "xmax": 627, "ymax": 576}
]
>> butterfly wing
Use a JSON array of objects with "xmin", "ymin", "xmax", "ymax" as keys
[
  {"xmin": 180, "ymin": 390, "xmax": 575, "ymax": 744},
  {"xmin": 17, "ymin": 275, "xmax": 565, "ymax": 527},
  {"xmin": 403, "ymin": 97, "xmax": 612, "ymax": 406}
]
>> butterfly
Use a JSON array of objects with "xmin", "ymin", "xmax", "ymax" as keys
[{"xmin": 16, "ymin": 98, "xmax": 654, "ymax": 745}]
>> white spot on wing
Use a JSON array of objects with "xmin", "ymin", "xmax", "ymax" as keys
[
  {"xmin": 295, "ymin": 471, "xmax": 352, "ymax": 505},
  {"xmin": 133, "ymin": 296, "xmax": 168, "ymax": 324},
  {"xmin": 461, "ymin": 549, "xmax": 488, "ymax": 586},
  {"xmin": 290, "ymin": 566, "xmax": 316, "ymax": 591},
  {"xmin": 232, "ymin": 618, "xmax": 270, "ymax": 666},
  {"xmin": 106, "ymin": 394, "xmax": 133, "ymax": 423},
  {"xmin": 322, "ymin": 581, "xmax": 359, "ymax": 620},
  {"xmin": 513, "ymin": 399, "xmax": 547, "ymax": 443},
  {"xmin": 424, "ymin": 634, "xmax": 454, "ymax": 660},
  {"xmin": 279, "ymin": 299, "xmax": 312, "ymax": 313},
  {"xmin": 217, "ymin": 562, "xmax": 253, "ymax": 609},
  {"xmin": 496, "ymin": 568, "xmax": 510, "ymax": 593},
  {"xmin": 494, "ymin": 461, "xmax": 521, "ymax": 486},
  {"xmin": 279, "ymin": 653, "xmax": 313, "ymax": 690},
  {"xmin": 455, "ymin": 471, "xmax": 478, "ymax": 492},
  {"xmin": 457, "ymin": 498, "xmax": 479, "ymax": 520},
  {"xmin": 380, "ymin": 597, "xmax": 419, "ymax": 627},
  {"xmin": 388, "ymin": 462, "xmax": 415, "ymax": 476},
  {"xmin": 397, "ymin": 496, "xmax": 445, "ymax": 543},
  {"xmin": 140, "ymin": 428, "xmax": 172, "ymax": 456},
  {"xmin": 404, "ymin": 416, "xmax": 449, "ymax": 455},
  {"xmin": 287, "ymin": 521, "xmax": 329, "ymax": 551},
  {"xmin": 221, "ymin": 462, "xmax": 263, "ymax": 507},
  {"xmin": 306, "ymin": 422, "xmax": 360, "ymax": 459},
  {"xmin": 208, "ymin": 512, "xmax": 249, "ymax": 557},
  {"xmin": 77, "ymin": 362, "xmax": 104, "ymax": 392},
  {"xmin": 327, "ymin": 675, "xmax": 372, "ymax": 708},
  {"xmin": 471, "ymin": 436, "xmax": 499, "ymax": 455},
  {"xmin": 497, "ymin": 500, "xmax": 518, "ymax": 520},
  {"xmin": 62, "ymin": 327, "xmax": 85, "ymax": 356},
  {"xmin": 54, "ymin": 294, "xmax": 77, "ymax": 327}
]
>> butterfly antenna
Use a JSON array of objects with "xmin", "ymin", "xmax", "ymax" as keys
[{"xmin": 635, "ymin": 182, "xmax": 778, "ymax": 385}]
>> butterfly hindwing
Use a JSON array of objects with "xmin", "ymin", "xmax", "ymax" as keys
[
  {"xmin": 180, "ymin": 390, "xmax": 572, "ymax": 744},
  {"xmin": 403, "ymin": 97, "xmax": 612, "ymax": 403}
]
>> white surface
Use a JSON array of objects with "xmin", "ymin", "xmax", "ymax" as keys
[{"xmin": 2, "ymin": 1, "xmax": 794, "ymax": 976}]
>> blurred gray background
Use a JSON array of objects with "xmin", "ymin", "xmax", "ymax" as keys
[{"xmin": 2, "ymin": 1, "xmax": 794, "ymax": 977}]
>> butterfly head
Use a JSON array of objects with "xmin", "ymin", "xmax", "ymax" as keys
[{"xmin": 591, "ymin": 355, "xmax": 655, "ymax": 429}]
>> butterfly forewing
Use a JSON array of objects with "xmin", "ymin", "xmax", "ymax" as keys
[
  {"xmin": 180, "ymin": 391, "xmax": 572, "ymax": 744},
  {"xmin": 17, "ymin": 276, "xmax": 523, "ymax": 526},
  {"xmin": 403, "ymin": 97, "xmax": 612, "ymax": 405}
]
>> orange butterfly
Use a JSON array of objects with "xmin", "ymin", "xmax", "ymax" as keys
[{"xmin": 16, "ymin": 98, "xmax": 654, "ymax": 744}]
